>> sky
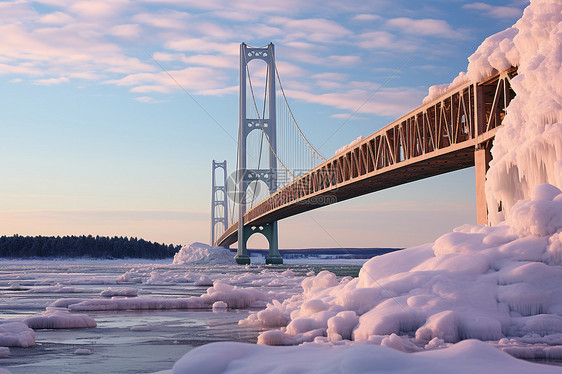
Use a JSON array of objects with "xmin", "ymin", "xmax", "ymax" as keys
[{"xmin": 0, "ymin": 0, "xmax": 528, "ymax": 249}]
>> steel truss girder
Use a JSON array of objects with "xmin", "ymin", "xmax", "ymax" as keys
[{"xmin": 218, "ymin": 67, "xmax": 518, "ymax": 248}]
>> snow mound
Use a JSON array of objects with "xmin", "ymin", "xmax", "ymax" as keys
[
  {"xmin": 246, "ymin": 185, "xmax": 562, "ymax": 349},
  {"xmin": 171, "ymin": 340, "xmax": 561, "ymax": 374},
  {"xmin": 23, "ymin": 307, "xmax": 97, "ymax": 329},
  {"xmin": 173, "ymin": 242, "xmax": 235, "ymax": 265},
  {"xmin": 0, "ymin": 322, "xmax": 35, "ymax": 347},
  {"xmin": 100, "ymin": 287, "xmax": 138, "ymax": 297}
]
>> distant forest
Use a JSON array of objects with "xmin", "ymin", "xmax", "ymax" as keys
[{"xmin": 0, "ymin": 235, "xmax": 181, "ymax": 259}]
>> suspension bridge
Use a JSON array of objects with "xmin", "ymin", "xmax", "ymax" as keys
[{"xmin": 210, "ymin": 42, "xmax": 517, "ymax": 264}]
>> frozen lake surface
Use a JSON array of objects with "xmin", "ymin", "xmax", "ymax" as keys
[{"xmin": 0, "ymin": 258, "xmax": 364, "ymax": 373}]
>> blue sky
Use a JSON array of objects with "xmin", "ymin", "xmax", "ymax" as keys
[{"xmin": 0, "ymin": 0, "xmax": 527, "ymax": 248}]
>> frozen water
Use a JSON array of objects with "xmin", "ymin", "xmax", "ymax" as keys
[{"xmin": 0, "ymin": 259, "xmax": 342, "ymax": 373}]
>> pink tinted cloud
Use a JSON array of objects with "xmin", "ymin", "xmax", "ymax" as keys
[
  {"xmin": 357, "ymin": 31, "xmax": 417, "ymax": 51},
  {"xmin": 69, "ymin": 0, "xmax": 129, "ymax": 19},
  {"xmin": 107, "ymin": 66, "xmax": 227, "ymax": 94},
  {"xmin": 269, "ymin": 17, "xmax": 353, "ymax": 43},
  {"xmin": 110, "ymin": 24, "xmax": 143, "ymax": 39},
  {"xmin": 132, "ymin": 11, "xmax": 191, "ymax": 30},
  {"xmin": 39, "ymin": 12, "xmax": 74, "ymax": 25},
  {"xmin": 462, "ymin": 3, "xmax": 522, "ymax": 19},
  {"xmin": 165, "ymin": 38, "xmax": 239, "ymax": 55},
  {"xmin": 386, "ymin": 17, "xmax": 466, "ymax": 39},
  {"xmin": 285, "ymin": 86, "xmax": 425, "ymax": 117},
  {"xmin": 352, "ymin": 14, "xmax": 382, "ymax": 22}
]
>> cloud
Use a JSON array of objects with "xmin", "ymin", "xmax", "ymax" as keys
[
  {"xmin": 165, "ymin": 38, "xmax": 239, "ymax": 55},
  {"xmin": 356, "ymin": 31, "xmax": 417, "ymax": 51},
  {"xmin": 110, "ymin": 24, "xmax": 143, "ymax": 39},
  {"xmin": 132, "ymin": 10, "xmax": 191, "ymax": 30},
  {"xmin": 269, "ymin": 17, "xmax": 353, "ymax": 43},
  {"xmin": 326, "ymin": 55, "xmax": 360, "ymax": 66},
  {"xmin": 68, "ymin": 0, "xmax": 129, "ymax": 19},
  {"xmin": 330, "ymin": 113, "xmax": 364, "ymax": 120},
  {"xmin": 39, "ymin": 11, "xmax": 74, "ymax": 25},
  {"xmin": 386, "ymin": 17, "xmax": 466, "ymax": 39},
  {"xmin": 134, "ymin": 96, "xmax": 167, "ymax": 103},
  {"xmin": 462, "ymin": 3, "xmax": 523, "ymax": 19},
  {"xmin": 106, "ymin": 66, "xmax": 227, "ymax": 94},
  {"xmin": 352, "ymin": 14, "xmax": 381, "ymax": 22},
  {"xmin": 34, "ymin": 76, "xmax": 70, "ymax": 85},
  {"xmin": 312, "ymin": 72, "xmax": 348, "ymax": 81},
  {"xmin": 285, "ymin": 86, "xmax": 425, "ymax": 117}
]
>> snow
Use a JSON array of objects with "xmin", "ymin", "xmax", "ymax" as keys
[
  {"xmin": 473, "ymin": 0, "xmax": 562, "ymax": 224},
  {"xmin": 172, "ymin": 242, "xmax": 235, "ymax": 265},
  {"xmin": 23, "ymin": 307, "xmax": 97, "ymax": 329},
  {"xmin": 246, "ymin": 185, "xmax": 562, "ymax": 352},
  {"xmin": 2, "ymin": 1, "xmax": 561, "ymax": 373},
  {"xmin": 0, "ymin": 347, "xmax": 11, "ymax": 358},
  {"xmin": 334, "ymin": 136, "xmax": 364, "ymax": 156},
  {"xmin": 0, "ymin": 322, "xmax": 35, "ymax": 347},
  {"xmin": 100, "ymin": 287, "xmax": 138, "ymax": 297},
  {"xmin": 231, "ymin": 1, "xmax": 562, "ymax": 365},
  {"xmin": 212, "ymin": 301, "xmax": 228, "ymax": 311},
  {"xmin": 421, "ymin": 0, "xmax": 562, "ymax": 227},
  {"xmin": 171, "ymin": 340, "xmax": 562, "ymax": 374}
]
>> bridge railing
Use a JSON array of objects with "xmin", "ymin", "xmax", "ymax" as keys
[{"xmin": 217, "ymin": 67, "xmax": 517, "ymax": 247}]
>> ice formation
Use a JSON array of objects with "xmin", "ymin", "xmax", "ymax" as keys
[
  {"xmin": 471, "ymin": 0, "xmax": 561, "ymax": 223},
  {"xmin": 100, "ymin": 287, "xmax": 138, "ymax": 297},
  {"xmin": 23, "ymin": 307, "xmax": 97, "ymax": 329},
  {"xmin": 0, "ymin": 322, "xmax": 35, "ymax": 347},
  {"xmin": 171, "ymin": 340, "xmax": 562, "ymax": 374},
  {"xmin": 172, "ymin": 242, "xmax": 235, "ymax": 265},
  {"xmin": 245, "ymin": 187, "xmax": 562, "ymax": 352}
]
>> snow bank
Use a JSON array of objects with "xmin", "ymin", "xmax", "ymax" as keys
[
  {"xmin": 172, "ymin": 242, "xmax": 235, "ymax": 265},
  {"xmin": 23, "ymin": 307, "xmax": 97, "ymax": 329},
  {"xmin": 246, "ymin": 185, "xmax": 562, "ymax": 353},
  {"xmin": 100, "ymin": 287, "xmax": 138, "ymax": 297},
  {"xmin": 171, "ymin": 340, "xmax": 561, "ymax": 374},
  {"xmin": 0, "ymin": 322, "xmax": 35, "ymax": 347}
]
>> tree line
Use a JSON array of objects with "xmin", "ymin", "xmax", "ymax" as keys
[{"xmin": 0, "ymin": 235, "xmax": 181, "ymax": 259}]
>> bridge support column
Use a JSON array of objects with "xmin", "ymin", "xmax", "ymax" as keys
[
  {"xmin": 234, "ymin": 42, "xmax": 282, "ymax": 265},
  {"xmin": 235, "ymin": 222, "xmax": 282, "ymax": 265},
  {"xmin": 475, "ymin": 144, "xmax": 492, "ymax": 225}
]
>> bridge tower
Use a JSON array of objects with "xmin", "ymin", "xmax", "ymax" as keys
[
  {"xmin": 211, "ymin": 160, "xmax": 229, "ymax": 246},
  {"xmin": 235, "ymin": 43, "xmax": 283, "ymax": 265}
]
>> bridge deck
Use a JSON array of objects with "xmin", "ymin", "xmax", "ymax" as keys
[{"xmin": 217, "ymin": 67, "xmax": 517, "ymax": 247}]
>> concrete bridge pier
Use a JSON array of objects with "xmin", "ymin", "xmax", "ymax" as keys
[
  {"xmin": 235, "ymin": 222, "xmax": 283, "ymax": 265},
  {"xmin": 475, "ymin": 143, "xmax": 492, "ymax": 225}
]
